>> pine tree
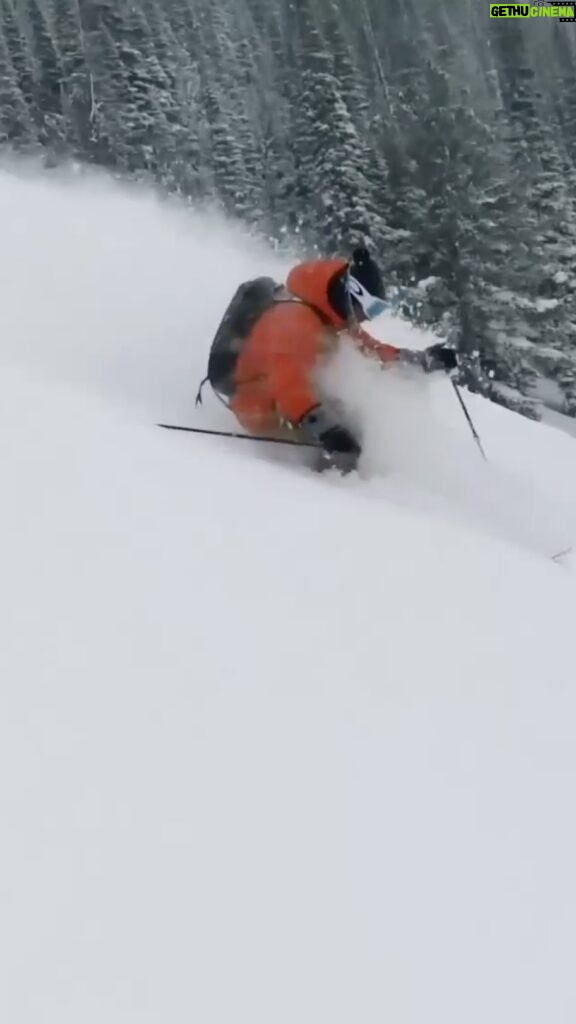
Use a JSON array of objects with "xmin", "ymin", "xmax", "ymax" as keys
[
  {"xmin": 51, "ymin": 0, "xmax": 92, "ymax": 151},
  {"xmin": 200, "ymin": 76, "xmax": 253, "ymax": 221},
  {"xmin": 26, "ymin": 0, "xmax": 66, "ymax": 149},
  {"xmin": 490, "ymin": 19, "xmax": 576, "ymax": 415},
  {"xmin": 0, "ymin": 29, "xmax": 34, "ymax": 147},
  {"xmin": 1, "ymin": 0, "xmax": 35, "ymax": 111},
  {"xmin": 82, "ymin": 0, "xmax": 172, "ymax": 175},
  {"xmin": 549, "ymin": 20, "xmax": 576, "ymax": 165},
  {"xmin": 138, "ymin": 0, "xmax": 204, "ymax": 198},
  {"xmin": 285, "ymin": 0, "xmax": 384, "ymax": 253}
]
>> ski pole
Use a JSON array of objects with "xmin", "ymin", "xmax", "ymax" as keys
[
  {"xmin": 158, "ymin": 423, "xmax": 319, "ymax": 448},
  {"xmin": 451, "ymin": 381, "xmax": 487, "ymax": 461}
]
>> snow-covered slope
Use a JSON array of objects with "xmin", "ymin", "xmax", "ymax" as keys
[{"xmin": 1, "ymin": 166, "xmax": 576, "ymax": 1024}]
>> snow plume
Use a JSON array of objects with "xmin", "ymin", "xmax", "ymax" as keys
[
  {"xmin": 320, "ymin": 339, "xmax": 575, "ymax": 560},
  {"xmin": 0, "ymin": 162, "xmax": 290, "ymax": 422}
]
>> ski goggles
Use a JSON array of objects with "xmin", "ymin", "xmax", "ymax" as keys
[{"xmin": 346, "ymin": 273, "xmax": 388, "ymax": 321}]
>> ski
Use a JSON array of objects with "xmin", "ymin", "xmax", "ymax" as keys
[{"xmin": 158, "ymin": 423, "xmax": 319, "ymax": 448}]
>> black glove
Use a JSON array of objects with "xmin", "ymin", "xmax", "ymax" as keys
[
  {"xmin": 300, "ymin": 406, "xmax": 361, "ymax": 474},
  {"xmin": 318, "ymin": 424, "xmax": 361, "ymax": 475},
  {"xmin": 423, "ymin": 343, "xmax": 458, "ymax": 374}
]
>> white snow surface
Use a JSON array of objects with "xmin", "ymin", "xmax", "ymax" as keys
[{"xmin": 1, "ymin": 165, "xmax": 576, "ymax": 1024}]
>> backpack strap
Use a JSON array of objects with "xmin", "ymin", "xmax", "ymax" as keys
[
  {"xmin": 195, "ymin": 375, "xmax": 210, "ymax": 407},
  {"xmin": 274, "ymin": 296, "xmax": 334, "ymax": 327},
  {"xmin": 196, "ymin": 375, "xmax": 232, "ymax": 410}
]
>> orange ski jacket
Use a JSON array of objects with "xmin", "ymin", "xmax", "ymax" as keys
[{"xmin": 229, "ymin": 258, "xmax": 401, "ymax": 435}]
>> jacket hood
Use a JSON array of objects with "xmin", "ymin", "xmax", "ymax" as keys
[{"xmin": 286, "ymin": 259, "xmax": 348, "ymax": 328}]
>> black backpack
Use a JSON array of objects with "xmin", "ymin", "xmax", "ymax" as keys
[{"xmin": 196, "ymin": 277, "xmax": 280, "ymax": 404}]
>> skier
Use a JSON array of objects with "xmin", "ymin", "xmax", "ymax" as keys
[{"xmin": 200, "ymin": 247, "xmax": 457, "ymax": 473}]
